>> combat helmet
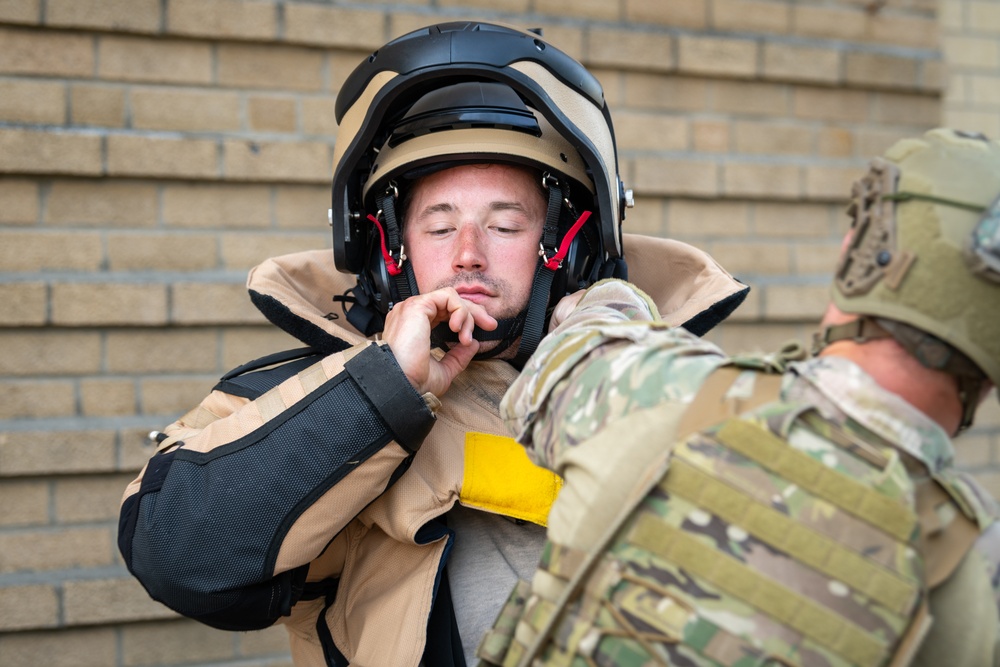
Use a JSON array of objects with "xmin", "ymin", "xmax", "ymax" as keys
[
  {"xmin": 330, "ymin": 21, "xmax": 630, "ymax": 361},
  {"xmin": 816, "ymin": 128, "xmax": 1000, "ymax": 430}
]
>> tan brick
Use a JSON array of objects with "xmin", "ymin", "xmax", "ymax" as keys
[
  {"xmin": 723, "ymin": 162, "xmax": 800, "ymax": 199},
  {"xmin": 586, "ymin": 27, "xmax": 673, "ymax": 72},
  {"xmin": 0, "ymin": 128, "xmax": 102, "ymax": 176},
  {"xmin": 0, "ymin": 283, "xmax": 46, "ymax": 326},
  {"xmin": 678, "ymin": 35, "xmax": 757, "ymax": 77},
  {"xmin": 705, "ymin": 321, "xmax": 809, "ymax": 356},
  {"xmin": 712, "ymin": 0, "xmax": 790, "ymax": 33},
  {"xmin": 120, "ymin": 427, "xmax": 158, "ymax": 472},
  {"xmin": 0, "ymin": 429, "xmax": 117, "ymax": 476},
  {"xmin": 632, "ymin": 157, "xmax": 719, "ymax": 197},
  {"xmin": 167, "ymin": 0, "xmax": 276, "ymax": 40},
  {"xmin": 275, "ymin": 184, "xmax": 330, "ymax": 230},
  {"xmin": 301, "ymin": 96, "xmax": 339, "ymax": 138},
  {"xmin": 248, "ymin": 95, "xmax": 298, "ymax": 133},
  {"xmin": 626, "ymin": 0, "xmax": 707, "ymax": 29},
  {"xmin": 0, "ymin": 380, "xmax": 76, "ymax": 419},
  {"xmin": 221, "ymin": 232, "xmax": 328, "ymax": 270},
  {"xmin": 753, "ymin": 202, "xmax": 836, "ymax": 238},
  {"xmin": 51, "ymin": 283, "xmax": 169, "ymax": 326},
  {"xmin": 920, "ymin": 59, "xmax": 945, "ymax": 92},
  {"xmin": 80, "ymin": 378, "xmax": 137, "ymax": 418},
  {"xmin": 47, "ymin": 0, "xmax": 160, "ymax": 33},
  {"xmin": 845, "ymin": 52, "xmax": 920, "ymax": 90},
  {"xmin": 107, "ymin": 232, "xmax": 219, "ymax": 271},
  {"xmin": 621, "ymin": 196, "xmax": 666, "ymax": 236},
  {"xmin": 970, "ymin": 74, "xmax": 1000, "ymax": 106},
  {"xmin": 0, "ymin": 480, "xmax": 49, "ymax": 526},
  {"xmin": 0, "ymin": 526, "xmax": 114, "ymax": 574},
  {"xmin": 284, "ymin": 4, "xmax": 383, "ymax": 49},
  {"xmin": 537, "ymin": 0, "xmax": 617, "ymax": 20},
  {"xmin": 99, "ymin": 36, "xmax": 212, "ymax": 84},
  {"xmin": 943, "ymin": 35, "xmax": 1000, "ymax": 69},
  {"xmin": 106, "ymin": 329, "xmax": 217, "ymax": 374},
  {"xmin": 122, "ymin": 618, "xmax": 237, "ymax": 666},
  {"xmin": 0, "ymin": 79, "xmax": 65, "ymax": 124},
  {"xmin": 172, "ymin": 282, "xmax": 266, "ymax": 324},
  {"xmin": 817, "ymin": 127, "xmax": 854, "ymax": 158},
  {"xmin": 224, "ymin": 139, "xmax": 330, "ymax": 182},
  {"xmin": 438, "ymin": 0, "xmax": 529, "ymax": 11},
  {"xmin": 734, "ymin": 121, "xmax": 814, "ymax": 155},
  {"xmin": 531, "ymin": 23, "xmax": 586, "ymax": 62},
  {"xmin": 0, "ymin": 627, "xmax": 117, "ymax": 667},
  {"xmin": 217, "ymin": 43, "xmax": 325, "ymax": 92},
  {"xmin": 163, "ymin": 183, "xmax": 271, "ymax": 229},
  {"xmin": 713, "ymin": 80, "xmax": 790, "ymax": 116},
  {"xmin": 855, "ymin": 128, "xmax": 915, "ymax": 161},
  {"xmin": 64, "ymin": 577, "xmax": 177, "ymax": 625},
  {"xmin": 939, "ymin": 0, "xmax": 964, "ymax": 31},
  {"xmin": 0, "ymin": 27, "xmax": 93, "ymax": 77},
  {"xmin": 0, "ymin": 230, "xmax": 102, "ymax": 271},
  {"xmin": 0, "ymin": 178, "xmax": 38, "ymax": 224},
  {"xmin": 762, "ymin": 43, "xmax": 840, "ymax": 84},
  {"xmin": 975, "ymin": 388, "xmax": 1000, "ymax": 427},
  {"xmin": 0, "ymin": 0, "xmax": 40, "ymax": 23},
  {"xmin": 0, "ymin": 584, "xmax": 58, "ymax": 630},
  {"xmin": 221, "ymin": 326, "xmax": 305, "ymax": 369},
  {"xmin": 47, "ymin": 180, "xmax": 157, "ymax": 227},
  {"xmin": 792, "ymin": 5, "xmax": 867, "ymax": 41},
  {"xmin": 805, "ymin": 165, "xmax": 860, "ymax": 200},
  {"xmin": 872, "ymin": 92, "xmax": 941, "ymax": 126},
  {"xmin": 614, "ymin": 111, "xmax": 687, "ymax": 152},
  {"xmin": 969, "ymin": 2, "xmax": 1000, "ymax": 36},
  {"xmin": 624, "ymin": 74, "xmax": 710, "ymax": 111},
  {"xmin": 55, "ymin": 474, "xmax": 136, "ymax": 523},
  {"xmin": 667, "ymin": 200, "xmax": 751, "ymax": 238},
  {"xmin": 107, "ymin": 135, "xmax": 218, "ymax": 179},
  {"xmin": 692, "ymin": 120, "xmax": 730, "ymax": 153},
  {"xmin": 969, "ymin": 471, "xmax": 1000, "ymax": 499},
  {"xmin": 793, "ymin": 241, "xmax": 842, "ymax": 274},
  {"xmin": 711, "ymin": 240, "xmax": 792, "ymax": 276},
  {"xmin": 131, "ymin": 87, "xmax": 241, "ymax": 132},
  {"xmin": 793, "ymin": 88, "xmax": 869, "ymax": 122},
  {"xmin": 0, "ymin": 331, "xmax": 102, "ymax": 377},
  {"xmin": 141, "ymin": 376, "xmax": 219, "ymax": 415},
  {"xmin": 954, "ymin": 432, "xmax": 993, "ymax": 468},
  {"xmin": 70, "ymin": 83, "xmax": 126, "ymax": 127},
  {"xmin": 870, "ymin": 13, "xmax": 938, "ymax": 49},
  {"xmin": 764, "ymin": 283, "xmax": 830, "ymax": 320}
]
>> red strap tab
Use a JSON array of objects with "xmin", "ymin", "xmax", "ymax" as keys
[
  {"xmin": 544, "ymin": 211, "xmax": 592, "ymax": 270},
  {"xmin": 367, "ymin": 213, "xmax": 403, "ymax": 276}
]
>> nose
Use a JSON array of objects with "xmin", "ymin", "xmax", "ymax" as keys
[{"xmin": 453, "ymin": 224, "xmax": 487, "ymax": 273}]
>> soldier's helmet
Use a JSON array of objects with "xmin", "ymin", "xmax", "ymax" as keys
[
  {"xmin": 830, "ymin": 128, "xmax": 1000, "ymax": 421},
  {"xmin": 329, "ymin": 21, "xmax": 629, "ymax": 359}
]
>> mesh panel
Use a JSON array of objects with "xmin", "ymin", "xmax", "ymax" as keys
[
  {"xmin": 215, "ymin": 354, "xmax": 322, "ymax": 400},
  {"xmin": 131, "ymin": 377, "xmax": 387, "ymax": 619}
]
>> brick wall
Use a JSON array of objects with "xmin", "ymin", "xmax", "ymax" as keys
[{"xmin": 0, "ymin": 1, "xmax": 996, "ymax": 665}]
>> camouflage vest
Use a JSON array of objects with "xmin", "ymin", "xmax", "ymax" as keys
[{"xmin": 479, "ymin": 355, "xmax": 995, "ymax": 667}]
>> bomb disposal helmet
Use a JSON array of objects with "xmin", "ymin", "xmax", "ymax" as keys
[{"xmin": 330, "ymin": 21, "xmax": 628, "ymax": 358}]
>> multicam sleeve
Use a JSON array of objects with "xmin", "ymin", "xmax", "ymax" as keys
[{"xmin": 500, "ymin": 279, "xmax": 726, "ymax": 473}]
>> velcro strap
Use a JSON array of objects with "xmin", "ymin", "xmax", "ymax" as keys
[
  {"xmin": 628, "ymin": 513, "xmax": 889, "ymax": 667},
  {"xmin": 715, "ymin": 419, "xmax": 918, "ymax": 542}
]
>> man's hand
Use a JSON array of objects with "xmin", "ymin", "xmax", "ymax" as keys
[{"xmin": 382, "ymin": 288, "xmax": 498, "ymax": 396}]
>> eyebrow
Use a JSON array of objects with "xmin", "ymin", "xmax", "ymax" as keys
[{"xmin": 415, "ymin": 200, "xmax": 532, "ymax": 218}]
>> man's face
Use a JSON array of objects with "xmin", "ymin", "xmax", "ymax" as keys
[{"xmin": 402, "ymin": 163, "xmax": 546, "ymax": 320}]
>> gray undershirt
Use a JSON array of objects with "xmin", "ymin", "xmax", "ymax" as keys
[{"xmin": 446, "ymin": 503, "xmax": 547, "ymax": 666}]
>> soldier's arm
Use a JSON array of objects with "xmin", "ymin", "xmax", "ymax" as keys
[
  {"xmin": 502, "ymin": 279, "xmax": 726, "ymax": 472},
  {"xmin": 118, "ymin": 342, "xmax": 434, "ymax": 631}
]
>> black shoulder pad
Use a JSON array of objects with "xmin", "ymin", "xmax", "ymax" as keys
[{"xmin": 215, "ymin": 348, "xmax": 325, "ymax": 400}]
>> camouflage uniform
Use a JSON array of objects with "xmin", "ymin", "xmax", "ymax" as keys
[{"xmin": 480, "ymin": 279, "xmax": 1000, "ymax": 667}]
